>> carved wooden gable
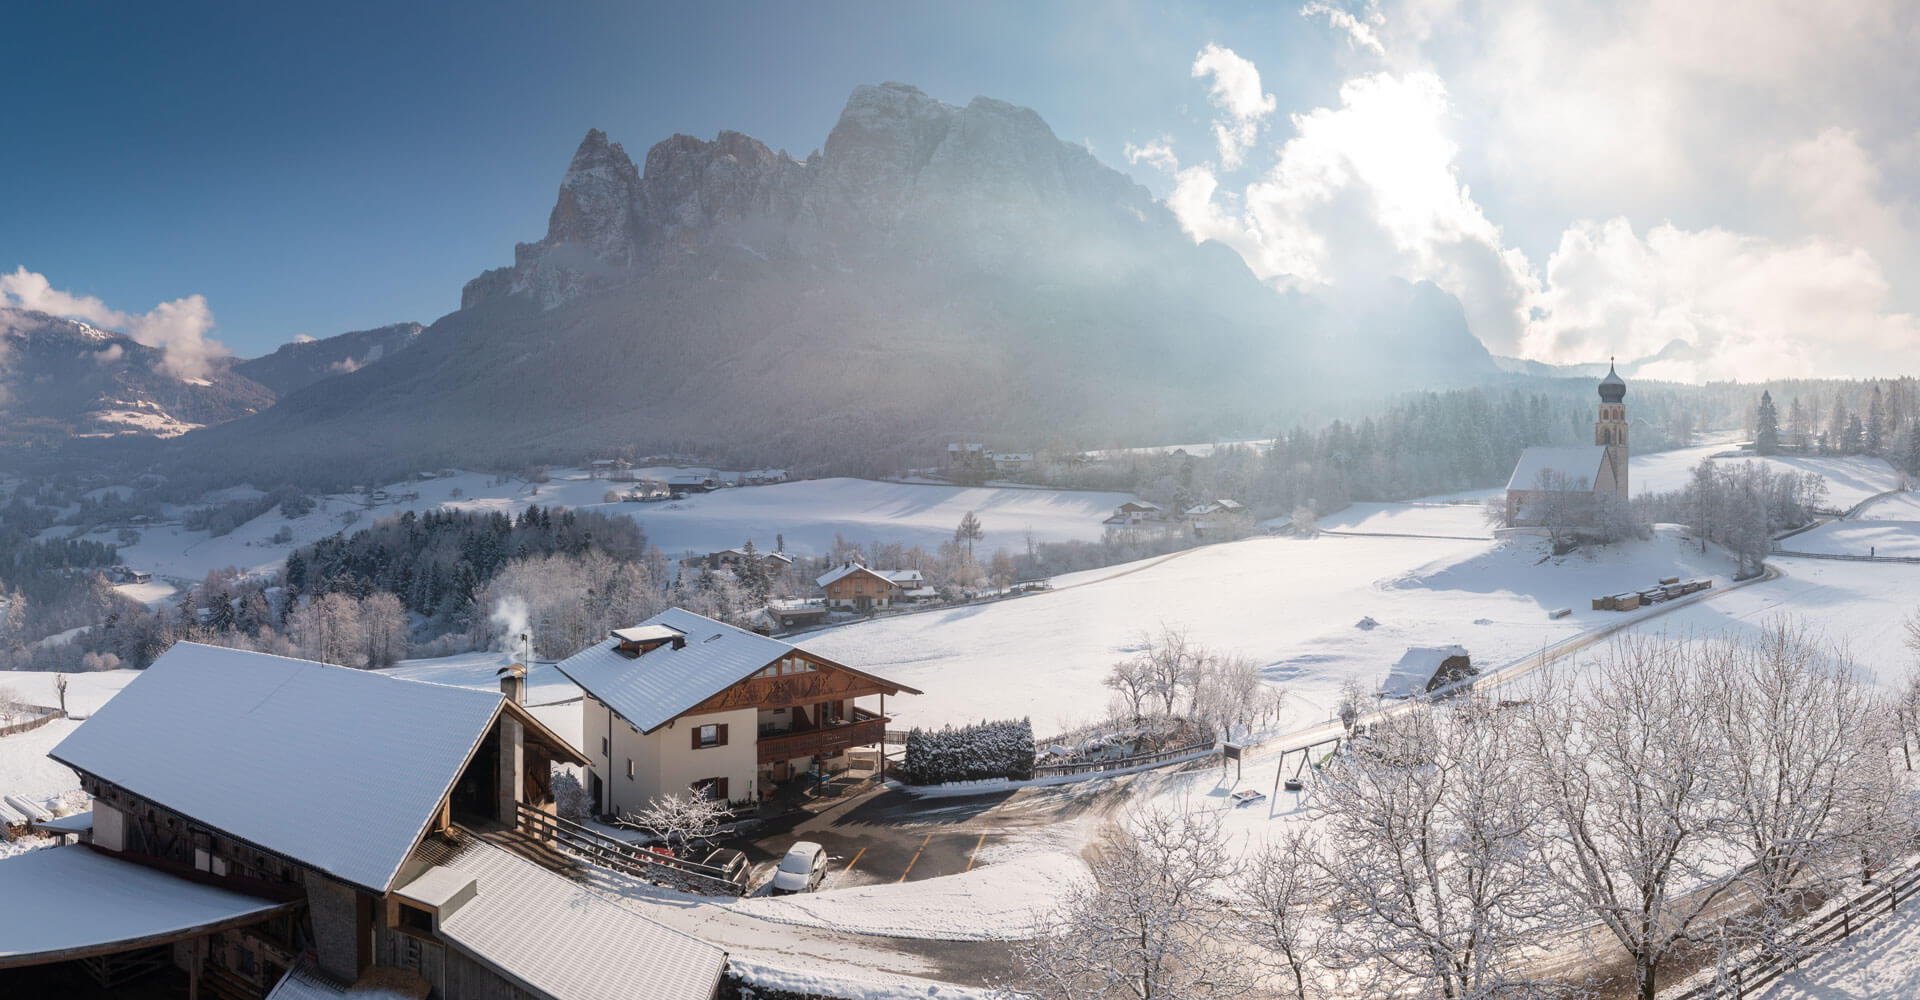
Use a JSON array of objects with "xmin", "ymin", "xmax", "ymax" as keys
[{"xmin": 681, "ymin": 651, "xmax": 899, "ymax": 716}]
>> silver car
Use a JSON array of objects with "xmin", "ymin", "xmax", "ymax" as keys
[{"xmin": 770, "ymin": 841, "xmax": 828, "ymax": 894}]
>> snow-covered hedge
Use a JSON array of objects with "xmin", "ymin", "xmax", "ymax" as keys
[{"xmin": 901, "ymin": 718, "xmax": 1035, "ymax": 785}]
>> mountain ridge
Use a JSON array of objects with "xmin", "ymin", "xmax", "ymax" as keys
[{"xmin": 161, "ymin": 82, "xmax": 1499, "ymax": 485}]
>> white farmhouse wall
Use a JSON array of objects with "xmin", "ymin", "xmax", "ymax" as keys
[
  {"xmin": 653, "ymin": 708, "xmax": 757, "ymax": 807},
  {"xmin": 583, "ymin": 694, "xmax": 759, "ymax": 815}
]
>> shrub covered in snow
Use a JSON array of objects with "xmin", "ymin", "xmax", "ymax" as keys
[{"xmin": 902, "ymin": 717, "xmax": 1035, "ymax": 785}]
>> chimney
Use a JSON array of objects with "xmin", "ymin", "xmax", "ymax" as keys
[{"xmin": 497, "ymin": 661, "xmax": 527, "ymax": 705}]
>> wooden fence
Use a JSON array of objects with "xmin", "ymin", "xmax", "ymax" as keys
[
  {"xmin": 1031, "ymin": 740, "xmax": 1218, "ymax": 778},
  {"xmin": 0, "ymin": 705, "xmax": 65, "ymax": 739},
  {"xmin": 1769, "ymin": 545, "xmax": 1920, "ymax": 564},
  {"xmin": 1662, "ymin": 854, "xmax": 1920, "ymax": 999},
  {"xmin": 515, "ymin": 803, "xmax": 748, "ymax": 897}
]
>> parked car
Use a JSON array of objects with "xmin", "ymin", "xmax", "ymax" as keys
[{"xmin": 771, "ymin": 841, "xmax": 828, "ymax": 894}]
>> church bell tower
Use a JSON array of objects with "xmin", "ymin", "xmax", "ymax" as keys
[{"xmin": 1596, "ymin": 360, "xmax": 1628, "ymax": 502}]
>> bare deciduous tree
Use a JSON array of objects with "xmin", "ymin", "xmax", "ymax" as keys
[
  {"xmin": 1317, "ymin": 699, "xmax": 1571, "ymax": 1000},
  {"xmin": 1013, "ymin": 804, "xmax": 1248, "ymax": 1000},
  {"xmin": 1236, "ymin": 827, "xmax": 1321, "ymax": 1000},
  {"xmin": 616, "ymin": 791, "xmax": 731, "ymax": 858},
  {"xmin": 1522, "ymin": 635, "xmax": 1737, "ymax": 1000},
  {"xmin": 1700, "ymin": 621, "xmax": 1908, "ymax": 956},
  {"xmin": 1106, "ymin": 656, "xmax": 1154, "ymax": 721}
]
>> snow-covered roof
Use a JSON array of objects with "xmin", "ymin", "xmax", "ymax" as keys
[
  {"xmin": 815, "ymin": 563, "xmax": 895, "ymax": 588},
  {"xmin": 554, "ymin": 609, "xmax": 918, "ymax": 734},
  {"xmin": 1381, "ymin": 645, "xmax": 1470, "ymax": 699},
  {"xmin": 0, "ymin": 845, "xmax": 296, "ymax": 968},
  {"xmin": 881, "ymin": 569, "xmax": 924, "ymax": 584},
  {"xmin": 1505, "ymin": 445, "xmax": 1607, "ymax": 492},
  {"xmin": 50, "ymin": 643, "xmax": 584, "ymax": 894},
  {"xmin": 410, "ymin": 834, "xmax": 726, "ymax": 1000},
  {"xmin": 611, "ymin": 624, "xmax": 684, "ymax": 645}
]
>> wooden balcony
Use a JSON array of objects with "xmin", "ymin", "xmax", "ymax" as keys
[{"xmin": 757, "ymin": 708, "xmax": 888, "ymax": 764}]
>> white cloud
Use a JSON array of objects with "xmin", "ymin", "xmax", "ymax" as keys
[
  {"xmin": 1753, "ymin": 128, "xmax": 1906, "ymax": 258},
  {"xmin": 0, "ymin": 267, "xmax": 227, "ymax": 379},
  {"xmin": 1124, "ymin": 138, "xmax": 1180, "ymax": 175},
  {"xmin": 1191, "ymin": 44, "xmax": 1277, "ymax": 169},
  {"xmin": 1301, "ymin": 1, "xmax": 1387, "ymax": 57},
  {"xmin": 1166, "ymin": 70, "xmax": 1537, "ymax": 350},
  {"xmin": 1154, "ymin": 7, "xmax": 1920, "ymax": 379},
  {"xmin": 1521, "ymin": 219, "xmax": 1920, "ymax": 381}
]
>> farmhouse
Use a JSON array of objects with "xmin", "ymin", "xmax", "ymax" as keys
[
  {"xmin": 815, "ymin": 562, "xmax": 922, "ymax": 610},
  {"xmin": 1380, "ymin": 645, "xmax": 1476, "ymax": 699},
  {"xmin": 554, "ymin": 609, "xmax": 920, "ymax": 818},
  {"xmin": 682, "ymin": 546, "xmax": 794, "ymax": 574},
  {"xmin": 6, "ymin": 642, "xmax": 728, "ymax": 1000},
  {"xmin": 667, "ymin": 472, "xmax": 719, "ymax": 493},
  {"xmin": 1102, "ymin": 500, "xmax": 1163, "ymax": 528},
  {"xmin": 1504, "ymin": 365, "xmax": 1630, "ymax": 528}
]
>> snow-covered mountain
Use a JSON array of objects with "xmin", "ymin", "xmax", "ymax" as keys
[
  {"xmin": 172, "ymin": 83, "xmax": 1499, "ymax": 484},
  {"xmin": 0, "ymin": 308, "xmax": 274, "ymax": 445},
  {"xmin": 232, "ymin": 322, "xmax": 425, "ymax": 396}
]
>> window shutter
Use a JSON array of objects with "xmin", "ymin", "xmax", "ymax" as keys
[
  {"xmin": 691, "ymin": 728, "xmax": 701, "ymax": 751},
  {"xmin": 716, "ymin": 777, "xmax": 729, "ymax": 801},
  {"xmin": 716, "ymin": 724, "xmax": 729, "ymax": 747}
]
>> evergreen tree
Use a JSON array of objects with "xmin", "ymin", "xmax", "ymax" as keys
[
  {"xmin": 1754, "ymin": 391, "xmax": 1780, "ymax": 455},
  {"xmin": 1846, "ymin": 413, "xmax": 1865, "ymax": 454},
  {"xmin": 1867, "ymin": 386, "xmax": 1886, "ymax": 454}
]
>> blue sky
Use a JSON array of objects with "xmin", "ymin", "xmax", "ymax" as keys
[
  {"xmin": 6, "ymin": 1, "xmax": 1918, "ymax": 379},
  {"xmin": 2, "ymin": 2, "xmax": 1338, "ymax": 355}
]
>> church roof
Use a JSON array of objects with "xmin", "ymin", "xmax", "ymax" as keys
[
  {"xmin": 1599, "ymin": 361, "xmax": 1627, "ymax": 403},
  {"xmin": 1506, "ymin": 445, "xmax": 1608, "ymax": 492}
]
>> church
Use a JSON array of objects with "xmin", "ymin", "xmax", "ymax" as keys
[{"xmin": 1503, "ymin": 364, "xmax": 1630, "ymax": 528}]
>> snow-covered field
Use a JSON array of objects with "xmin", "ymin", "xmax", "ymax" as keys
[
  {"xmin": 1753, "ymin": 894, "xmax": 1920, "ymax": 998},
  {"xmin": 91, "ymin": 469, "xmax": 1134, "ymax": 602},
  {"xmin": 571, "ymin": 478, "xmax": 1132, "ymax": 559},
  {"xmin": 1631, "ymin": 439, "xmax": 1902, "ymax": 508},
  {"xmin": 1782, "ymin": 521, "xmax": 1920, "ymax": 559},
  {"xmin": 1313, "ymin": 501, "xmax": 1493, "ymax": 538},
  {"xmin": 803, "ymin": 527, "xmax": 1737, "ymax": 735}
]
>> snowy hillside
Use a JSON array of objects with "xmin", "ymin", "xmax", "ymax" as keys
[
  {"xmin": 1632, "ymin": 436, "xmax": 1903, "ymax": 508},
  {"xmin": 97, "ymin": 468, "xmax": 1137, "ymax": 604},
  {"xmin": 802, "ymin": 527, "xmax": 1738, "ymax": 734}
]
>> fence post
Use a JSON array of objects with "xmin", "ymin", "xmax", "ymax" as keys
[
  {"xmin": 1733, "ymin": 966, "xmax": 1742, "ymax": 1000},
  {"xmin": 1843, "ymin": 910, "xmax": 1850, "ymax": 940}
]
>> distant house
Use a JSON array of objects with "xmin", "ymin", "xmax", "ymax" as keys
[
  {"xmin": 815, "ymin": 563, "xmax": 922, "ymax": 611},
  {"xmin": 667, "ymin": 472, "xmax": 719, "ymax": 494},
  {"xmin": 1380, "ymin": 645, "xmax": 1475, "ymax": 699},
  {"xmin": 624, "ymin": 479, "xmax": 671, "ymax": 502},
  {"xmin": 682, "ymin": 547, "xmax": 794, "ymax": 574},
  {"xmin": 107, "ymin": 566, "xmax": 152, "ymax": 585},
  {"xmin": 556, "ymin": 609, "xmax": 920, "ymax": 816},
  {"xmin": 588, "ymin": 458, "xmax": 621, "ymax": 478},
  {"xmin": 1103, "ymin": 500, "xmax": 1164, "ymax": 529},
  {"xmin": 1182, "ymin": 498, "xmax": 1252, "ymax": 537},
  {"xmin": 741, "ymin": 469, "xmax": 789, "ymax": 485},
  {"xmin": 991, "ymin": 452, "xmax": 1034, "ymax": 475}
]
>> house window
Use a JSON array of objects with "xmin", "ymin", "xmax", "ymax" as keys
[
  {"xmin": 692, "ymin": 723, "xmax": 728, "ymax": 749},
  {"xmin": 601, "ymin": 736, "xmax": 609, "ymax": 757},
  {"xmin": 692, "ymin": 777, "xmax": 729, "ymax": 802},
  {"xmin": 626, "ymin": 758, "xmax": 635, "ymax": 779}
]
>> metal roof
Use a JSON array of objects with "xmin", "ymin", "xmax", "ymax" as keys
[
  {"xmin": 814, "ymin": 563, "xmax": 894, "ymax": 588},
  {"xmin": 51, "ymin": 643, "xmax": 510, "ymax": 894},
  {"xmin": 555, "ymin": 609, "xmax": 919, "ymax": 734},
  {"xmin": 555, "ymin": 610, "xmax": 798, "ymax": 733},
  {"xmin": 416, "ymin": 835, "xmax": 726, "ymax": 1000},
  {"xmin": 0, "ymin": 845, "xmax": 296, "ymax": 968},
  {"xmin": 1505, "ymin": 445, "xmax": 1607, "ymax": 492}
]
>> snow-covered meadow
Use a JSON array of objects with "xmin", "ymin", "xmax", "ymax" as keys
[
  {"xmin": 89, "ymin": 468, "xmax": 1135, "ymax": 605},
  {"xmin": 802, "ymin": 526, "xmax": 1738, "ymax": 735}
]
